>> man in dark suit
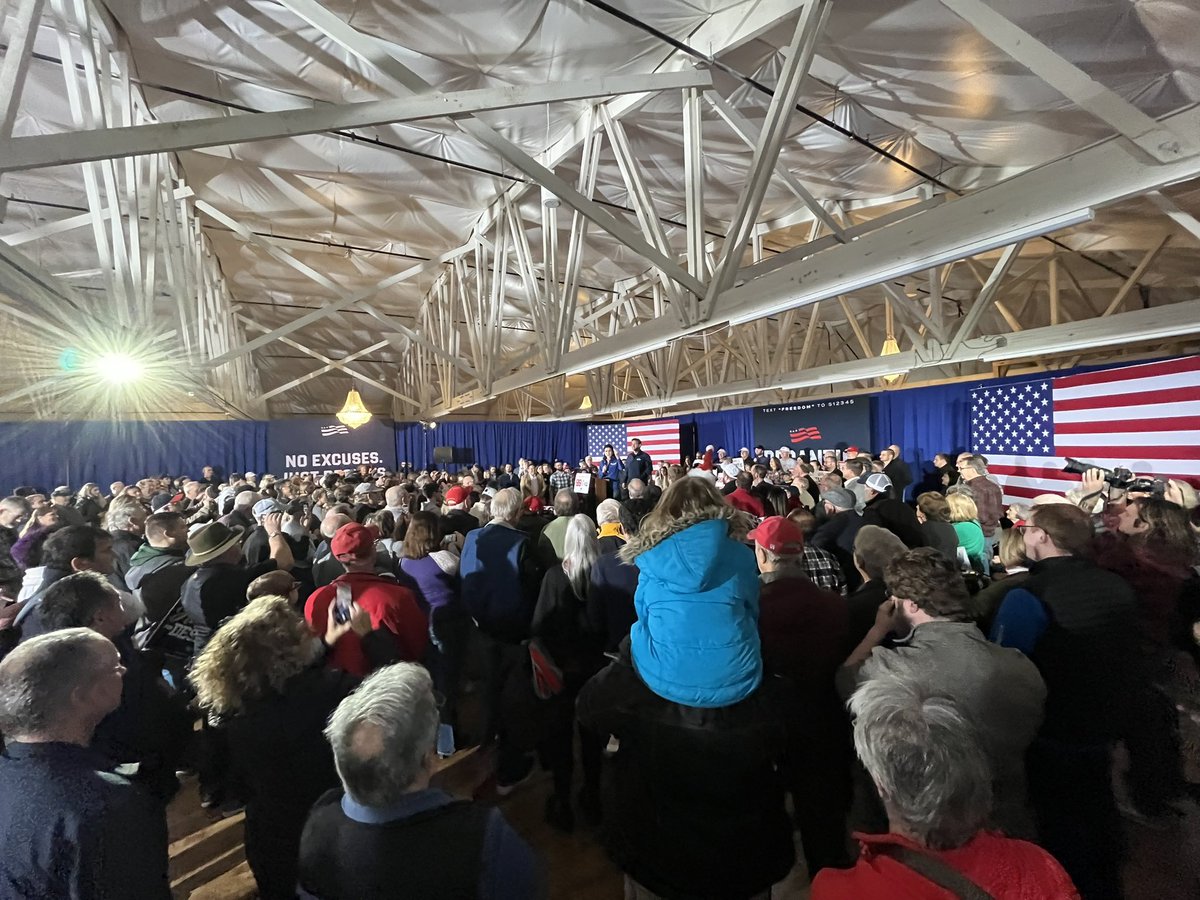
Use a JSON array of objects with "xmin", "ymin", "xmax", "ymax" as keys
[{"xmin": 880, "ymin": 444, "xmax": 913, "ymax": 501}]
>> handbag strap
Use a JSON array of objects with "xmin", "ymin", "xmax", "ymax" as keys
[{"xmin": 878, "ymin": 845, "xmax": 996, "ymax": 900}]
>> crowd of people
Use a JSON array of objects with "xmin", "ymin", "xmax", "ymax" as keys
[{"xmin": 0, "ymin": 440, "xmax": 1198, "ymax": 899}]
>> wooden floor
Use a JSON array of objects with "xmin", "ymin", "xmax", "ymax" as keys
[
  {"xmin": 166, "ymin": 751, "xmax": 815, "ymax": 900},
  {"xmin": 168, "ymin": 762, "xmax": 1200, "ymax": 900}
]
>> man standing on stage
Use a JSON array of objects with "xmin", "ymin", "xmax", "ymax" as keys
[{"xmin": 624, "ymin": 439, "xmax": 653, "ymax": 498}]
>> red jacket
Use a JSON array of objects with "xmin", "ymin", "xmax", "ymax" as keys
[
  {"xmin": 727, "ymin": 487, "xmax": 765, "ymax": 517},
  {"xmin": 305, "ymin": 572, "xmax": 428, "ymax": 677},
  {"xmin": 812, "ymin": 832, "xmax": 1079, "ymax": 900}
]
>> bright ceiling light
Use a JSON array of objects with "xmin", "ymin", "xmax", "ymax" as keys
[
  {"xmin": 880, "ymin": 337, "xmax": 902, "ymax": 384},
  {"xmin": 336, "ymin": 387, "xmax": 372, "ymax": 429},
  {"xmin": 96, "ymin": 353, "xmax": 145, "ymax": 384},
  {"xmin": 881, "ymin": 298, "xmax": 902, "ymax": 384}
]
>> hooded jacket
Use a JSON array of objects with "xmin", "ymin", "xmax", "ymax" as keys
[{"xmin": 623, "ymin": 512, "xmax": 762, "ymax": 708}]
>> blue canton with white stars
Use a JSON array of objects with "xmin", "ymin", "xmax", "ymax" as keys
[
  {"xmin": 587, "ymin": 424, "xmax": 629, "ymax": 459},
  {"xmin": 970, "ymin": 380, "xmax": 1055, "ymax": 456}
]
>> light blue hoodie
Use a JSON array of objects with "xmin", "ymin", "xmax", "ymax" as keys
[{"xmin": 629, "ymin": 517, "xmax": 762, "ymax": 708}]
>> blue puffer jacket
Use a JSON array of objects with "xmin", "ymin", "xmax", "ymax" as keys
[{"xmin": 628, "ymin": 517, "xmax": 762, "ymax": 708}]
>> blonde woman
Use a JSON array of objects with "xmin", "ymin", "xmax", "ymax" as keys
[
  {"xmin": 190, "ymin": 594, "xmax": 395, "ymax": 900},
  {"xmin": 531, "ymin": 514, "xmax": 606, "ymax": 831},
  {"xmin": 946, "ymin": 490, "xmax": 988, "ymax": 573},
  {"xmin": 74, "ymin": 483, "xmax": 104, "ymax": 525},
  {"xmin": 520, "ymin": 470, "xmax": 545, "ymax": 504},
  {"xmin": 619, "ymin": 477, "xmax": 761, "ymax": 708},
  {"xmin": 968, "ymin": 527, "xmax": 1032, "ymax": 630}
]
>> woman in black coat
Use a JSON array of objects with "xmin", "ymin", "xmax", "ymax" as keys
[
  {"xmin": 530, "ymin": 513, "xmax": 606, "ymax": 833},
  {"xmin": 190, "ymin": 594, "xmax": 398, "ymax": 900}
]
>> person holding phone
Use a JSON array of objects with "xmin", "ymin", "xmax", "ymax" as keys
[
  {"xmin": 304, "ymin": 524, "xmax": 427, "ymax": 678},
  {"xmin": 190, "ymin": 594, "xmax": 399, "ymax": 900}
]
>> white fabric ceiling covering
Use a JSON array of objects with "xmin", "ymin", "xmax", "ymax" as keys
[{"xmin": 2, "ymin": 0, "xmax": 1199, "ymax": 418}]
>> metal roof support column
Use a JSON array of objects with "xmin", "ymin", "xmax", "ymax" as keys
[{"xmin": 702, "ymin": 0, "xmax": 830, "ymax": 319}]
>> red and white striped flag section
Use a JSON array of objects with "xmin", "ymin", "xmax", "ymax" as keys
[
  {"xmin": 971, "ymin": 355, "xmax": 1200, "ymax": 505},
  {"xmin": 789, "ymin": 426, "xmax": 823, "ymax": 443},
  {"xmin": 586, "ymin": 419, "xmax": 682, "ymax": 464},
  {"xmin": 625, "ymin": 418, "xmax": 681, "ymax": 464}
]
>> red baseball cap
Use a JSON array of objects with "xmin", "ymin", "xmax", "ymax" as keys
[
  {"xmin": 331, "ymin": 523, "xmax": 378, "ymax": 560},
  {"xmin": 845, "ymin": 446, "xmax": 859, "ymax": 455},
  {"xmin": 523, "ymin": 496, "xmax": 544, "ymax": 513},
  {"xmin": 747, "ymin": 516, "xmax": 804, "ymax": 554},
  {"xmin": 444, "ymin": 486, "xmax": 469, "ymax": 505}
]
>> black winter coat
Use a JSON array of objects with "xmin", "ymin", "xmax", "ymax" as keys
[
  {"xmin": 860, "ymin": 495, "xmax": 925, "ymax": 549},
  {"xmin": 576, "ymin": 648, "xmax": 796, "ymax": 899},
  {"xmin": 219, "ymin": 631, "xmax": 398, "ymax": 898}
]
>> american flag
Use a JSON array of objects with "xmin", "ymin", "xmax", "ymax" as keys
[
  {"xmin": 790, "ymin": 427, "xmax": 823, "ymax": 443},
  {"xmin": 972, "ymin": 355, "xmax": 1200, "ymax": 505},
  {"xmin": 586, "ymin": 419, "xmax": 681, "ymax": 464}
]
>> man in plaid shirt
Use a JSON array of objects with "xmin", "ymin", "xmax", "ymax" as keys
[
  {"xmin": 790, "ymin": 507, "xmax": 848, "ymax": 596},
  {"xmin": 802, "ymin": 543, "xmax": 847, "ymax": 596},
  {"xmin": 549, "ymin": 461, "xmax": 574, "ymax": 495}
]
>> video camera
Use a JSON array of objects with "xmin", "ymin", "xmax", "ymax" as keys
[{"xmin": 1061, "ymin": 458, "xmax": 1166, "ymax": 496}]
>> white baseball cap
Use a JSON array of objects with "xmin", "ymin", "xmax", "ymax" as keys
[{"xmin": 865, "ymin": 473, "xmax": 892, "ymax": 493}]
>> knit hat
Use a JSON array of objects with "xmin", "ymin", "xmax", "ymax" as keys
[
  {"xmin": 865, "ymin": 473, "xmax": 892, "ymax": 493},
  {"xmin": 747, "ymin": 516, "xmax": 804, "ymax": 554}
]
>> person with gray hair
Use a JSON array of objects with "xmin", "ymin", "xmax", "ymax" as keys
[
  {"xmin": 622, "ymin": 477, "xmax": 655, "ymax": 527},
  {"xmin": 839, "ymin": 548, "xmax": 1047, "ymax": 839},
  {"xmin": 538, "ymin": 488, "xmax": 584, "ymax": 565},
  {"xmin": 219, "ymin": 488, "xmax": 259, "ymax": 533},
  {"xmin": 958, "ymin": 454, "xmax": 1004, "ymax": 543},
  {"xmin": 811, "ymin": 675, "xmax": 1076, "ymax": 899},
  {"xmin": 489, "ymin": 484, "xmax": 522, "ymax": 524},
  {"xmin": 0, "ymin": 629, "xmax": 171, "ymax": 899},
  {"xmin": 530, "ymin": 515, "xmax": 606, "ymax": 832},
  {"xmin": 104, "ymin": 495, "xmax": 148, "ymax": 590},
  {"xmin": 298, "ymin": 663, "xmax": 541, "ymax": 899},
  {"xmin": 595, "ymin": 497, "xmax": 635, "ymax": 550},
  {"xmin": 0, "ymin": 495, "xmax": 31, "ymax": 597}
]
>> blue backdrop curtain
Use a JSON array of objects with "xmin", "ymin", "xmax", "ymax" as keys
[
  {"xmin": 0, "ymin": 420, "xmax": 267, "ymax": 493},
  {"xmin": 678, "ymin": 409, "xmax": 755, "ymax": 457},
  {"xmin": 870, "ymin": 384, "xmax": 974, "ymax": 489},
  {"xmin": 396, "ymin": 421, "xmax": 586, "ymax": 469}
]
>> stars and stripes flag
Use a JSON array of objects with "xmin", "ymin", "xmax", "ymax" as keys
[
  {"xmin": 971, "ymin": 355, "xmax": 1200, "ymax": 505},
  {"xmin": 789, "ymin": 426, "xmax": 823, "ymax": 443},
  {"xmin": 586, "ymin": 419, "xmax": 681, "ymax": 464}
]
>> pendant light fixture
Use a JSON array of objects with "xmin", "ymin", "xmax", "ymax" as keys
[
  {"xmin": 881, "ymin": 297, "xmax": 901, "ymax": 384},
  {"xmin": 336, "ymin": 384, "xmax": 372, "ymax": 429}
]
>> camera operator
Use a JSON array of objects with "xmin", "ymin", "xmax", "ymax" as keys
[
  {"xmin": 1093, "ymin": 493, "xmax": 1198, "ymax": 821},
  {"xmin": 1066, "ymin": 461, "xmax": 1200, "ymax": 820}
]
